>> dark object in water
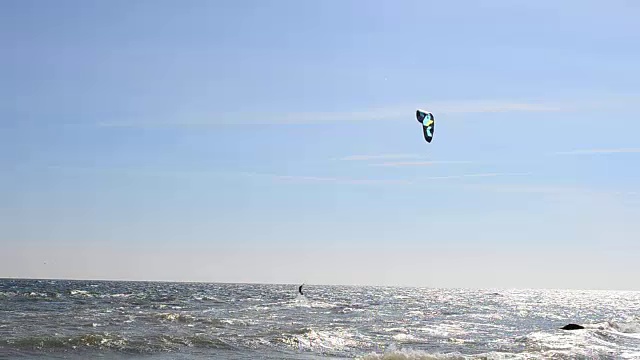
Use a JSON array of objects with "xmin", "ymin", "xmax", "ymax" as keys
[
  {"xmin": 561, "ymin": 323, "xmax": 585, "ymax": 330},
  {"xmin": 298, "ymin": 284, "xmax": 304, "ymax": 296}
]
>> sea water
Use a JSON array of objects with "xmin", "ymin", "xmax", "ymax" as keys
[{"xmin": 2, "ymin": 279, "xmax": 640, "ymax": 359}]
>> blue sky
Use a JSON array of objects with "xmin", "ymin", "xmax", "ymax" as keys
[{"xmin": 2, "ymin": 0, "xmax": 640, "ymax": 289}]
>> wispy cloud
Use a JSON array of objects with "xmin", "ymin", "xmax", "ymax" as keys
[
  {"xmin": 95, "ymin": 99, "xmax": 568, "ymax": 128},
  {"xmin": 96, "ymin": 107, "xmax": 408, "ymax": 127},
  {"xmin": 426, "ymin": 100, "xmax": 564, "ymax": 114},
  {"xmin": 239, "ymin": 171, "xmax": 529, "ymax": 185},
  {"xmin": 463, "ymin": 183, "xmax": 640, "ymax": 199},
  {"xmin": 335, "ymin": 154, "xmax": 420, "ymax": 161},
  {"xmin": 43, "ymin": 165, "xmax": 236, "ymax": 179},
  {"xmin": 42, "ymin": 166, "xmax": 526, "ymax": 185},
  {"xmin": 555, "ymin": 148, "xmax": 640, "ymax": 155},
  {"xmin": 613, "ymin": 191, "xmax": 639, "ymax": 197},
  {"xmin": 240, "ymin": 172, "xmax": 413, "ymax": 185},
  {"xmin": 463, "ymin": 184, "xmax": 640, "ymax": 211},
  {"xmin": 421, "ymin": 172, "xmax": 530, "ymax": 180},
  {"xmin": 370, "ymin": 160, "xmax": 473, "ymax": 167},
  {"xmin": 274, "ymin": 175, "xmax": 412, "ymax": 185},
  {"xmin": 468, "ymin": 184, "xmax": 586, "ymax": 194}
]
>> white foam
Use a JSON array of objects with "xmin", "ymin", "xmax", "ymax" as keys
[{"xmin": 358, "ymin": 348, "xmax": 466, "ymax": 360}]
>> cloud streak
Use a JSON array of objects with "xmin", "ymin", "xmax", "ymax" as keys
[
  {"xmin": 427, "ymin": 100, "xmax": 563, "ymax": 114},
  {"xmin": 465, "ymin": 184, "xmax": 640, "ymax": 203},
  {"xmin": 273, "ymin": 175, "xmax": 412, "ymax": 185},
  {"xmin": 95, "ymin": 99, "xmax": 569, "ymax": 128},
  {"xmin": 555, "ymin": 148, "xmax": 640, "ymax": 155},
  {"xmin": 239, "ymin": 172, "xmax": 413, "ymax": 185},
  {"xmin": 421, "ymin": 172, "xmax": 531, "ymax": 180},
  {"xmin": 40, "ymin": 166, "xmax": 527, "ymax": 186},
  {"xmin": 370, "ymin": 160, "xmax": 473, "ymax": 167},
  {"xmin": 240, "ymin": 171, "xmax": 530, "ymax": 185},
  {"xmin": 335, "ymin": 154, "xmax": 420, "ymax": 161}
]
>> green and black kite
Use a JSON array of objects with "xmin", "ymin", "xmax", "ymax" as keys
[{"xmin": 416, "ymin": 109, "xmax": 435, "ymax": 143}]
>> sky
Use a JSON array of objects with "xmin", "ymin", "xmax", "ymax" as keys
[{"xmin": 2, "ymin": 0, "xmax": 640, "ymax": 290}]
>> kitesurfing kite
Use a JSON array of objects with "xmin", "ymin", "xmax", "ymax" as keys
[{"xmin": 416, "ymin": 109, "xmax": 435, "ymax": 143}]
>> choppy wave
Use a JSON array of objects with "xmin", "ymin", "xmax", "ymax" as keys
[
  {"xmin": 2, "ymin": 279, "xmax": 640, "ymax": 359},
  {"xmin": 2, "ymin": 332, "xmax": 238, "ymax": 353}
]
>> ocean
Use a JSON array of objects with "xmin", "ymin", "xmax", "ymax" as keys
[{"xmin": 1, "ymin": 279, "xmax": 640, "ymax": 359}]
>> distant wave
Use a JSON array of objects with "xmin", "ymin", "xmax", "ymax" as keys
[{"xmin": 1, "ymin": 333, "xmax": 238, "ymax": 353}]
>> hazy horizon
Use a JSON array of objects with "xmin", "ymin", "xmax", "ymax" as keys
[{"xmin": 4, "ymin": 276, "xmax": 640, "ymax": 293}]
